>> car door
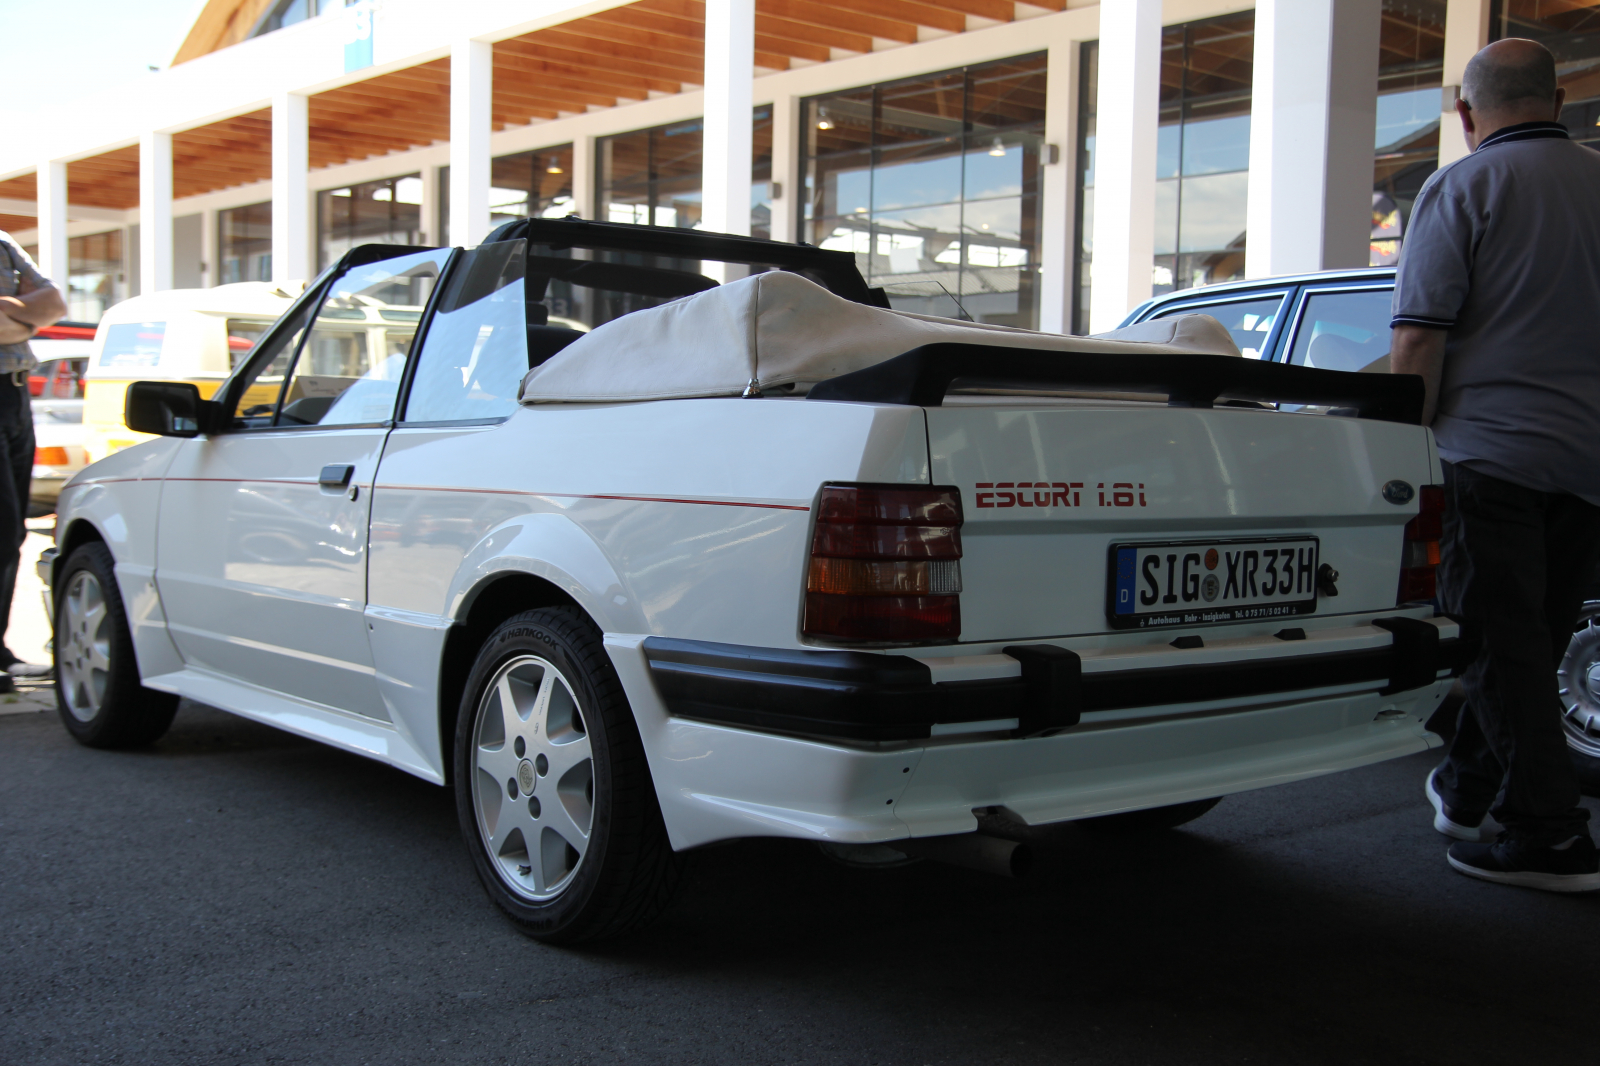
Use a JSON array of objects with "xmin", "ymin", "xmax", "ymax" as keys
[{"xmin": 154, "ymin": 246, "xmax": 452, "ymax": 719}]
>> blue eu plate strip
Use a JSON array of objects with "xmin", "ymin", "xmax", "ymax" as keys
[{"xmin": 1114, "ymin": 547, "xmax": 1137, "ymax": 615}]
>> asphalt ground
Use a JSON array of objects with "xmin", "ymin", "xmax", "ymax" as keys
[{"xmin": 2, "ymin": 694, "xmax": 1596, "ymax": 1066}]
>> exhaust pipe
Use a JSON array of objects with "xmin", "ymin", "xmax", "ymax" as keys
[{"xmin": 888, "ymin": 833, "xmax": 1033, "ymax": 878}]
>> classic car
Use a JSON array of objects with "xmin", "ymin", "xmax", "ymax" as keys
[{"xmin": 43, "ymin": 220, "xmax": 1470, "ymax": 942}]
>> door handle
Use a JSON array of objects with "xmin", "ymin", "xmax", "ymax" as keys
[{"xmin": 319, "ymin": 464, "xmax": 355, "ymax": 488}]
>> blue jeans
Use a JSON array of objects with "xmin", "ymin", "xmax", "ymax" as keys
[{"xmin": 1434, "ymin": 461, "xmax": 1598, "ymax": 846}]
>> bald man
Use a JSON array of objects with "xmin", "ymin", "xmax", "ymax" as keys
[{"xmin": 1392, "ymin": 38, "xmax": 1600, "ymax": 892}]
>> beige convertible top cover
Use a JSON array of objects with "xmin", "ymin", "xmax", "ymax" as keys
[{"xmin": 519, "ymin": 269, "xmax": 1240, "ymax": 404}]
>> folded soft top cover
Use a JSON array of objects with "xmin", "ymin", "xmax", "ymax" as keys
[{"xmin": 519, "ymin": 269, "xmax": 1241, "ymax": 404}]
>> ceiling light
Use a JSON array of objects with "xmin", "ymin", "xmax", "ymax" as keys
[
  {"xmin": 817, "ymin": 107, "xmax": 834, "ymax": 131},
  {"xmin": 547, "ymin": 161, "xmax": 565, "ymax": 174},
  {"xmin": 988, "ymin": 137, "xmax": 1007, "ymax": 157}
]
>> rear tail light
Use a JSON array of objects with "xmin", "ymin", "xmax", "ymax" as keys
[
  {"xmin": 1397, "ymin": 484, "xmax": 1444, "ymax": 603},
  {"xmin": 34, "ymin": 446, "xmax": 70, "ymax": 467},
  {"xmin": 803, "ymin": 483, "xmax": 963, "ymax": 642}
]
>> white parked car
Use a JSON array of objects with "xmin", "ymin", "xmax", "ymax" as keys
[{"xmin": 43, "ymin": 220, "xmax": 1472, "ymax": 942}]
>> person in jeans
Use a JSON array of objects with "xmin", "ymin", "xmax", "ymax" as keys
[
  {"xmin": 0, "ymin": 233, "xmax": 66, "ymax": 689},
  {"xmin": 1392, "ymin": 39, "xmax": 1600, "ymax": 891}
]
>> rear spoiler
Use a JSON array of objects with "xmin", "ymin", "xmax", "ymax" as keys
[{"xmin": 806, "ymin": 343, "xmax": 1423, "ymax": 424}]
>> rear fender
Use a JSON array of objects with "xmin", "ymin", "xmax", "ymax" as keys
[{"xmin": 448, "ymin": 511, "xmax": 641, "ymax": 636}]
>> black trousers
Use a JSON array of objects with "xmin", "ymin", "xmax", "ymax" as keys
[
  {"xmin": 1434, "ymin": 461, "xmax": 1599, "ymax": 845},
  {"xmin": 0, "ymin": 379, "xmax": 31, "ymax": 659}
]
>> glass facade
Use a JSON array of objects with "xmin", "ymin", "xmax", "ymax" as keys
[
  {"xmin": 1371, "ymin": 0, "xmax": 1447, "ymax": 265},
  {"xmin": 317, "ymin": 174, "xmax": 424, "ymax": 270},
  {"xmin": 596, "ymin": 108, "xmax": 773, "ymax": 238},
  {"xmin": 219, "ymin": 201, "xmax": 273, "ymax": 285},
  {"xmin": 1153, "ymin": 14, "xmax": 1255, "ymax": 296},
  {"xmin": 802, "ymin": 56, "xmax": 1048, "ymax": 327},
  {"xmin": 1492, "ymin": 0, "xmax": 1600, "ymax": 149},
  {"xmin": 440, "ymin": 145, "xmax": 577, "ymax": 246},
  {"xmin": 66, "ymin": 231, "xmax": 127, "ymax": 324}
]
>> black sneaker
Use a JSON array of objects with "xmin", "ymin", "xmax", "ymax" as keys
[
  {"xmin": 1426, "ymin": 768, "xmax": 1491, "ymax": 842},
  {"xmin": 1447, "ymin": 835, "xmax": 1600, "ymax": 893}
]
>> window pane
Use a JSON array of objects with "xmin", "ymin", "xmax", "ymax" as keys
[
  {"xmin": 804, "ymin": 53, "xmax": 1047, "ymax": 328},
  {"xmin": 219, "ymin": 202, "xmax": 272, "ymax": 285},
  {"xmin": 317, "ymin": 175, "xmax": 424, "ymax": 270},
  {"xmin": 404, "ymin": 243, "xmax": 530, "ymax": 423},
  {"xmin": 1177, "ymin": 171, "xmax": 1249, "ymax": 253},
  {"xmin": 278, "ymin": 248, "xmax": 449, "ymax": 427},
  {"xmin": 874, "ymin": 140, "xmax": 962, "ymax": 212},
  {"xmin": 1154, "ymin": 295, "xmax": 1284, "ymax": 359},
  {"xmin": 1286, "ymin": 290, "xmax": 1394, "ymax": 373},
  {"xmin": 230, "ymin": 309, "xmax": 310, "ymax": 427}
]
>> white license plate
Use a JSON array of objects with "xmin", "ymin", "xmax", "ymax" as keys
[{"xmin": 1107, "ymin": 538, "xmax": 1319, "ymax": 630}]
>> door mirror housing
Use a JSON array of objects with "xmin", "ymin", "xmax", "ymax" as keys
[{"xmin": 124, "ymin": 381, "xmax": 221, "ymax": 438}]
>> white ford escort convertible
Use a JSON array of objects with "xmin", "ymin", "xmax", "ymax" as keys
[{"xmin": 44, "ymin": 219, "xmax": 1472, "ymax": 941}]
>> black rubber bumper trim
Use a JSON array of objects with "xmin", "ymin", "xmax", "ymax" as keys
[{"xmin": 641, "ymin": 619, "xmax": 1478, "ymax": 743}]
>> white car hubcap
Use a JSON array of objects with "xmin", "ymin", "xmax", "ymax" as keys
[
  {"xmin": 470, "ymin": 654, "xmax": 594, "ymax": 900},
  {"xmin": 59, "ymin": 571, "xmax": 112, "ymax": 722}
]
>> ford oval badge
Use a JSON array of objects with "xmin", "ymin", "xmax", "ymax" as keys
[{"xmin": 1382, "ymin": 480, "xmax": 1415, "ymax": 505}]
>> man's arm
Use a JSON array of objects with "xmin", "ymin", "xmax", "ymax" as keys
[
  {"xmin": 1391, "ymin": 324, "xmax": 1447, "ymax": 427},
  {"xmin": 0, "ymin": 278, "xmax": 67, "ymax": 330}
]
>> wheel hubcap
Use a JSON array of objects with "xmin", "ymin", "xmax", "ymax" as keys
[
  {"xmin": 1559, "ymin": 614, "xmax": 1600, "ymax": 758},
  {"xmin": 58, "ymin": 570, "xmax": 111, "ymax": 722},
  {"xmin": 469, "ymin": 654, "xmax": 594, "ymax": 901}
]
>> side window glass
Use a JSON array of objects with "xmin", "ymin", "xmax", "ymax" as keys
[
  {"xmin": 1154, "ymin": 295, "xmax": 1283, "ymax": 359},
  {"xmin": 229, "ymin": 304, "xmax": 312, "ymax": 427},
  {"xmin": 403, "ymin": 242, "xmax": 530, "ymax": 424},
  {"xmin": 1286, "ymin": 290, "xmax": 1393, "ymax": 373},
  {"xmin": 280, "ymin": 249, "xmax": 449, "ymax": 426}
]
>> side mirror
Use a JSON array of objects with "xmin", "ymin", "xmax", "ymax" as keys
[{"xmin": 124, "ymin": 381, "xmax": 220, "ymax": 438}]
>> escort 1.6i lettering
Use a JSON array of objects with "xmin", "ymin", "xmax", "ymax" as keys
[{"xmin": 41, "ymin": 219, "xmax": 1471, "ymax": 942}]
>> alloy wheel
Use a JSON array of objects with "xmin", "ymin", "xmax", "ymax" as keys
[
  {"xmin": 58, "ymin": 570, "xmax": 112, "ymax": 723},
  {"xmin": 1559, "ymin": 610, "xmax": 1600, "ymax": 759},
  {"xmin": 469, "ymin": 654, "xmax": 595, "ymax": 900}
]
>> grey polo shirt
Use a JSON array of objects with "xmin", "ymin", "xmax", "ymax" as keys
[{"xmin": 1392, "ymin": 121, "xmax": 1600, "ymax": 505}]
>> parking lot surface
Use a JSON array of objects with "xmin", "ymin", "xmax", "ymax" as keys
[{"xmin": 2, "ymin": 698, "xmax": 1594, "ymax": 1066}]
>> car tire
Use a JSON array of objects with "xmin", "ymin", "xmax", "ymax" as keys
[
  {"xmin": 54, "ymin": 541, "xmax": 179, "ymax": 749},
  {"xmin": 453, "ymin": 607, "xmax": 682, "ymax": 943},
  {"xmin": 1076, "ymin": 797, "xmax": 1223, "ymax": 836},
  {"xmin": 1559, "ymin": 603, "xmax": 1600, "ymax": 797}
]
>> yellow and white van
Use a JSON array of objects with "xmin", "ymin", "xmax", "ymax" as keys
[{"xmin": 82, "ymin": 282, "xmax": 302, "ymax": 463}]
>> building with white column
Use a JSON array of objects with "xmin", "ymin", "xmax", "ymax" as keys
[{"xmin": 2, "ymin": 0, "xmax": 1591, "ymax": 334}]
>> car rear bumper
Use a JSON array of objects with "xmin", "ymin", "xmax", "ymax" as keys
[
  {"xmin": 609, "ymin": 617, "xmax": 1472, "ymax": 849},
  {"xmin": 641, "ymin": 615, "xmax": 1474, "ymax": 743}
]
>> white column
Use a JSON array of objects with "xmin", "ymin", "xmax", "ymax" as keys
[
  {"xmin": 271, "ymin": 91, "xmax": 310, "ymax": 282},
  {"xmin": 418, "ymin": 165, "xmax": 441, "ymax": 245},
  {"xmin": 768, "ymin": 94, "xmax": 801, "ymax": 243},
  {"xmin": 1439, "ymin": 0, "xmax": 1492, "ymax": 167},
  {"xmin": 35, "ymin": 161, "xmax": 68, "ymax": 287},
  {"xmin": 450, "ymin": 38, "xmax": 493, "ymax": 249},
  {"xmin": 571, "ymin": 133, "xmax": 596, "ymax": 221},
  {"xmin": 200, "ymin": 208, "xmax": 217, "ymax": 287},
  {"xmin": 1245, "ymin": 0, "xmax": 1382, "ymax": 278},
  {"xmin": 701, "ymin": 0, "xmax": 755, "ymax": 237},
  {"xmin": 1088, "ymin": 0, "xmax": 1161, "ymax": 334},
  {"xmin": 139, "ymin": 131, "xmax": 174, "ymax": 294},
  {"xmin": 1038, "ymin": 39, "xmax": 1078, "ymax": 335}
]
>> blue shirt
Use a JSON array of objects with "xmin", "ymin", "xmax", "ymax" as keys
[{"xmin": 1392, "ymin": 122, "xmax": 1600, "ymax": 504}]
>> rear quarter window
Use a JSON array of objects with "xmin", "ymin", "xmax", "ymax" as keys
[{"xmin": 1152, "ymin": 295, "xmax": 1285, "ymax": 359}]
